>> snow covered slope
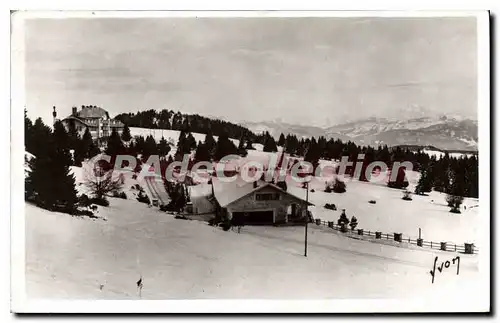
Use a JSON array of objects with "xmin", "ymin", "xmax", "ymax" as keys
[
  {"xmin": 129, "ymin": 127, "xmax": 240, "ymax": 154},
  {"xmin": 26, "ymin": 200, "xmax": 482, "ymax": 304},
  {"xmin": 287, "ymin": 173, "xmax": 480, "ymax": 245}
]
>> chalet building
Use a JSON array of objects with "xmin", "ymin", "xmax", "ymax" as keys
[
  {"xmin": 54, "ymin": 105, "xmax": 124, "ymax": 142},
  {"xmin": 209, "ymin": 178, "xmax": 313, "ymax": 225}
]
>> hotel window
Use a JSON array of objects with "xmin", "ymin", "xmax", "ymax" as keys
[{"xmin": 255, "ymin": 193, "xmax": 280, "ymax": 201}]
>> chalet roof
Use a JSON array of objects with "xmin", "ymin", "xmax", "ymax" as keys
[{"xmin": 212, "ymin": 177, "xmax": 313, "ymax": 208}]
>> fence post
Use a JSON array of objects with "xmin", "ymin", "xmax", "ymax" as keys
[
  {"xmin": 315, "ymin": 218, "xmax": 321, "ymax": 225},
  {"xmin": 417, "ymin": 238, "xmax": 423, "ymax": 247},
  {"xmin": 394, "ymin": 233, "xmax": 402, "ymax": 242},
  {"xmin": 431, "ymin": 241, "xmax": 433, "ymax": 248},
  {"xmin": 328, "ymin": 221, "xmax": 333, "ymax": 228},
  {"xmin": 465, "ymin": 243, "xmax": 474, "ymax": 254},
  {"xmin": 357, "ymin": 229, "xmax": 363, "ymax": 236},
  {"xmin": 375, "ymin": 232, "xmax": 382, "ymax": 239},
  {"xmin": 455, "ymin": 244, "xmax": 457, "ymax": 252},
  {"xmin": 440, "ymin": 242, "xmax": 447, "ymax": 251}
]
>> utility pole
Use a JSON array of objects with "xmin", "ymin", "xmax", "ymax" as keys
[{"xmin": 304, "ymin": 180, "xmax": 309, "ymax": 257}]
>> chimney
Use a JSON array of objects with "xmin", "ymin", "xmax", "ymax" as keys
[{"xmin": 72, "ymin": 107, "xmax": 77, "ymax": 116}]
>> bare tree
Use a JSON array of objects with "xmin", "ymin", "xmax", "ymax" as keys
[{"xmin": 83, "ymin": 161, "xmax": 123, "ymax": 199}]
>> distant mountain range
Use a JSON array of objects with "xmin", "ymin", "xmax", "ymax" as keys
[{"xmin": 243, "ymin": 115, "xmax": 478, "ymax": 152}]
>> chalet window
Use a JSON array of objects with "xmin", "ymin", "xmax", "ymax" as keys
[{"xmin": 255, "ymin": 193, "xmax": 280, "ymax": 201}]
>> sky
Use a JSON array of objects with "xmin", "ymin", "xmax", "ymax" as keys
[{"xmin": 24, "ymin": 16, "xmax": 477, "ymax": 128}]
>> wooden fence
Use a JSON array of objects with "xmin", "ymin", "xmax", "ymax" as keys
[{"xmin": 314, "ymin": 219, "xmax": 478, "ymax": 255}]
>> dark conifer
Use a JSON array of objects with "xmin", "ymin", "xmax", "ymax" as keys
[
  {"xmin": 106, "ymin": 128, "xmax": 125, "ymax": 157},
  {"xmin": 278, "ymin": 133, "xmax": 286, "ymax": 147},
  {"xmin": 415, "ymin": 165, "xmax": 434, "ymax": 195},
  {"xmin": 263, "ymin": 132, "xmax": 278, "ymax": 152},
  {"xmin": 121, "ymin": 124, "xmax": 132, "ymax": 142},
  {"xmin": 26, "ymin": 119, "xmax": 78, "ymax": 213},
  {"xmin": 158, "ymin": 136, "xmax": 171, "ymax": 158},
  {"xmin": 194, "ymin": 141, "xmax": 210, "ymax": 163}
]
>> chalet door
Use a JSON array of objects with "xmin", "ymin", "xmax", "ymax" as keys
[
  {"xmin": 235, "ymin": 211, "xmax": 274, "ymax": 225},
  {"xmin": 291, "ymin": 204, "xmax": 297, "ymax": 217}
]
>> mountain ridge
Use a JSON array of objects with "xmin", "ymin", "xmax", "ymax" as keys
[{"xmin": 243, "ymin": 115, "xmax": 478, "ymax": 152}]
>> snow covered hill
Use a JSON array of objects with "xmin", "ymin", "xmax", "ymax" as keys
[{"xmin": 25, "ymin": 199, "xmax": 483, "ymax": 304}]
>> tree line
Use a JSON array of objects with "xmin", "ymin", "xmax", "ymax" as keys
[{"xmin": 115, "ymin": 109, "xmax": 256, "ymax": 143}]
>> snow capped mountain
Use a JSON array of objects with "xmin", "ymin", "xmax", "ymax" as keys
[
  {"xmin": 244, "ymin": 115, "xmax": 478, "ymax": 152},
  {"xmin": 242, "ymin": 120, "xmax": 351, "ymax": 142}
]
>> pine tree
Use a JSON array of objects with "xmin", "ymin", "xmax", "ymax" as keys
[
  {"xmin": 80, "ymin": 127, "xmax": 100, "ymax": 160},
  {"xmin": 106, "ymin": 128, "xmax": 125, "ymax": 157},
  {"xmin": 194, "ymin": 141, "xmax": 210, "ymax": 163},
  {"xmin": 158, "ymin": 136, "xmax": 171, "ymax": 157},
  {"xmin": 214, "ymin": 132, "xmax": 238, "ymax": 161},
  {"xmin": 415, "ymin": 165, "xmax": 433, "ymax": 195},
  {"xmin": 304, "ymin": 137, "xmax": 320, "ymax": 169},
  {"xmin": 449, "ymin": 160, "xmax": 466, "ymax": 198},
  {"xmin": 171, "ymin": 112, "xmax": 183, "ymax": 130},
  {"xmin": 175, "ymin": 131, "xmax": 187, "ymax": 161},
  {"xmin": 26, "ymin": 120, "xmax": 78, "ymax": 213},
  {"xmin": 263, "ymin": 132, "xmax": 278, "ymax": 152},
  {"xmin": 121, "ymin": 124, "xmax": 132, "ymax": 142},
  {"xmin": 186, "ymin": 132, "xmax": 197, "ymax": 151},
  {"xmin": 358, "ymin": 146, "xmax": 375, "ymax": 182},
  {"xmin": 73, "ymin": 136, "xmax": 85, "ymax": 167},
  {"xmin": 237, "ymin": 136, "xmax": 248, "ymax": 157},
  {"xmin": 53, "ymin": 121, "xmax": 73, "ymax": 167},
  {"xmin": 24, "ymin": 109, "xmax": 35, "ymax": 154},
  {"xmin": 158, "ymin": 109, "xmax": 172, "ymax": 129},
  {"xmin": 25, "ymin": 117, "xmax": 52, "ymax": 199},
  {"xmin": 278, "ymin": 133, "xmax": 286, "ymax": 147},
  {"xmin": 466, "ymin": 155, "xmax": 479, "ymax": 198},
  {"xmin": 284, "ymin": 134, "xmax": 298, "ymax": 155},
  {"xmin": 204, "ymin": 130, "xmax": 217, "ymax": 158},
  {"xmin": 66, "ymin": 121, "xmax": 80, "ymax": 151},
  {"xmin": 144, "ymin": 135, "xmax": 157, "ymax": 159},
  {"xmin": 134, "ymin": 136, "xmax": 146, "ymax": 157},
  {"xmin": 433, "ymin": 153, "xmax": 451, "ymax": 193}
]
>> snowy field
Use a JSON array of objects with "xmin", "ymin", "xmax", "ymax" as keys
[
  {"xmin": 287, "ymin": 174, "xmax": 480, "ymax": 245},
  {"xmin": 25, "ymin": 199, "xmax": 482, "ymax": 303},
  {"xmin": 422, "ymin": 148, "xmax": 477, "ymax": 159}
]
